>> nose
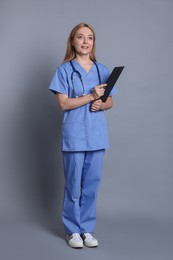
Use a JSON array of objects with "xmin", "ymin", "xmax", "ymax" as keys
[{"xmin": 83, "ymin": 37, "xmax": 88, "ymax": 44}]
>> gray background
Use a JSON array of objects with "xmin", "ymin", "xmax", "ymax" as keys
[{"xmin": 0, "ymin": 0, "xmax": 173, "ymax": 259}]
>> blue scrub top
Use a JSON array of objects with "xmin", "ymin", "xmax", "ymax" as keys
[{"xmin": 49, "ymin": 60, "xmax": 117, "ymax": 152}]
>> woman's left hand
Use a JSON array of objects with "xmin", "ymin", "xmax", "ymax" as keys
[{"xmin": 91, "ymin": 99, "xmax": 103, "ymax": 112}]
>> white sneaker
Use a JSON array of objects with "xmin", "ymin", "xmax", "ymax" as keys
[
  {"xmin": 66, "ymin": 233, "xmax": 83, "ymax": 248},
  {"xmin": 81, "ymin": 233, "xmax": 99, "ymax": 247}
]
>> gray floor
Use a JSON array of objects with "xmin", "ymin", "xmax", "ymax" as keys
[{"xmin": 1, "ymin": 216, "xmax": 173, "ymax": 260}]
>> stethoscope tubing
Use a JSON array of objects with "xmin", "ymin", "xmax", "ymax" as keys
[{"xmin": 70, "ymin": 60, "xmax": 101, "ymax": 98}]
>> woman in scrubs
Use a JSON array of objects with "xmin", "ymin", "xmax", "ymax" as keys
[{"xmin": 49, "ymin": 23, "xmax": 115, "ymax": 248}]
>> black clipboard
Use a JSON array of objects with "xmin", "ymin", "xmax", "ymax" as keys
[{"xmin": 100, "ymin": 66, "xmax": 124, "ymax": 102}]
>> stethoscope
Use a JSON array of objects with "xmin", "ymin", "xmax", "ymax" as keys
[{"xmin": 70, "ymin": 60, "xmax": 101, "ymax": 98}]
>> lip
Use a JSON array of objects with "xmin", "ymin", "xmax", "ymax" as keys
[{"xmin": 81, "ymin": 46, "xmax": 89, "ymax": 49}]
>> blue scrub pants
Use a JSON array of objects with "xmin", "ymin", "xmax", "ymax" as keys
[{"xmin": 62, "ymin": 150, "xmax": 105, "ymax": 234}]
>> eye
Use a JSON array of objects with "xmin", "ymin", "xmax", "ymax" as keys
[
  {"xmin": 88, "ymin": 36, "xmax": 93, "ymax": 41},
  {"xmin": 77, "ymin": 35, "xmax": 83, "ymax": 39}
]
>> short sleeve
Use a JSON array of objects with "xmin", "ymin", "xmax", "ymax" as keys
[{"xmin": 49, "ymin": 66, "xmax": 68, "ymax": 95}]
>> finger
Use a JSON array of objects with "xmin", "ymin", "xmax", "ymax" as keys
[
  {"xmin": 94, "ymin": 99, "xmax": 101, "ymax": 104},
  {"xmin": 91, "ymin": 104, "xmax": 98, "ymax": 110},
  {"xmin": 92, "ymin": 105, "xmax": 98, "ymax": 110},
  {"xmin": 91, "ymin": 106, "xmax": 96, "ymax": 111},
  {"xmin": 93, "ymin": 107, "xmax": 100, "ymax": 111},
  {"xmin": 99, "ymin": 84, "xmax": 107, "ymax": 88},
  {"xmin": 92, "ymin": 107, "xmax": 98, "ymax": 112},
  {"xmin": 98, "ymin": 89, "xmax": 105, "ymax": 95}
]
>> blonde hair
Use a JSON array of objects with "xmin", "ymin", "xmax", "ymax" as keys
[{"xmin": 63, "ymin": 23, "xmax": 96, "ymax": 63}]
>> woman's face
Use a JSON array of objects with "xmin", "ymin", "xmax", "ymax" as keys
[{"xmin": 72, "ymin": 27, "xmax": 94, "ymax": 57}]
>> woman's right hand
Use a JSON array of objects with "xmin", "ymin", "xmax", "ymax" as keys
[{"xmin": 92, "ymin": 84, "xmax": 107, "ymax": 100}]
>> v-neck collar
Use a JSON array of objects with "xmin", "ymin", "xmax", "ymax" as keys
[{"xmin": 72, "ymin": 60, "xmax": 94, "ymax": 75}]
